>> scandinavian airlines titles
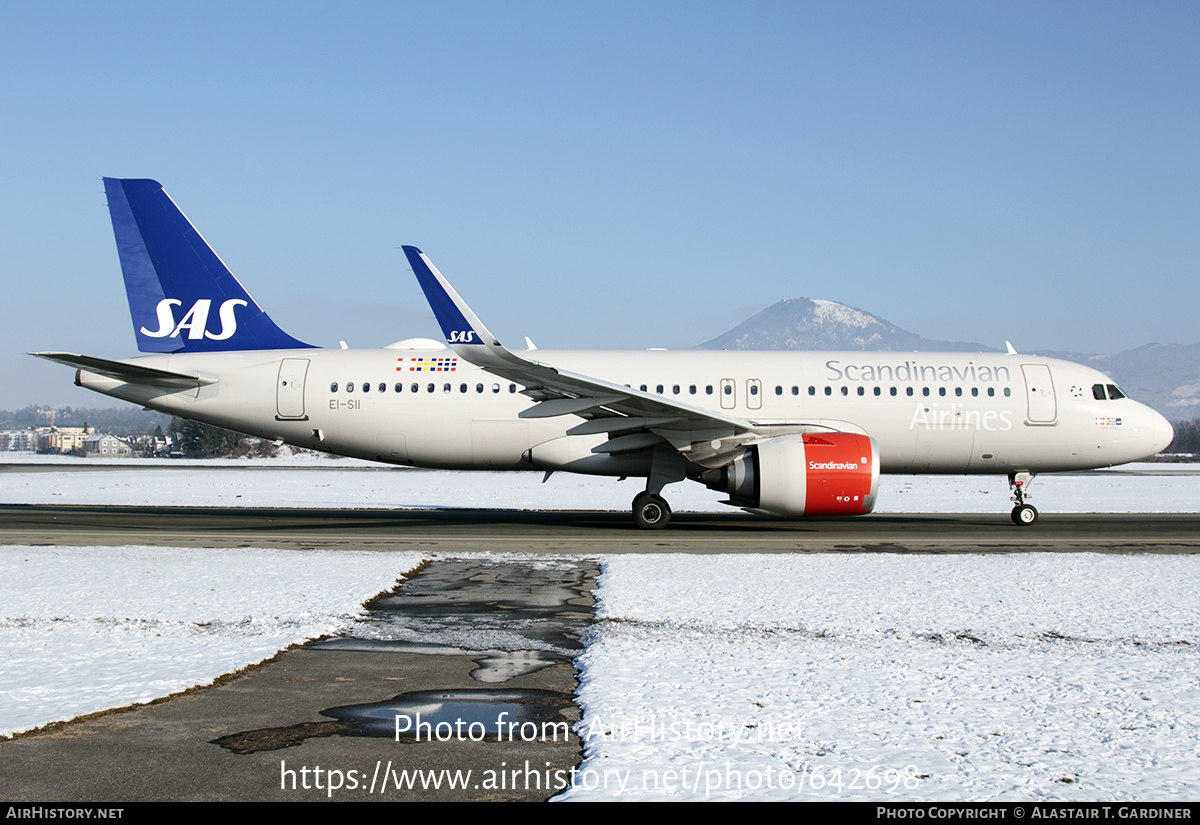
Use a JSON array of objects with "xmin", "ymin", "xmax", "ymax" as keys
[
  {"xmin": 910, "ymin": 404, "xmax": 1014, "ymax": 432},
  {"xmin": 825, "ymin": 359, "xmax": 1012, "ymax": 384}
]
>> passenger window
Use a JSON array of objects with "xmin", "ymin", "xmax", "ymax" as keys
[
  {"xmin": 939, "ymin": 387, "xmax": 947, "ymax": 397},
  {"xmin": 656, "ymin": 384, "xmax": 664, "ymax": 394},
  {"xmin": 825, "ymin": 386, "xmax": 832, "ymax": 396},
  {"xmin": 971, "ymin": 387, "xmax": 978, "ymax": 397},
  {"xmin": 411, "ymin": 383, "xmax": 418, "ymax": 393},
  {"xmin": 427, "ymin": 383, "xmax": 435, "ymax": 393},
  {"xmin": 330, "ymin": 382, "xmax": 338, "ymax": 392},
  {"xmin": 987, "ymin": 387, "xmax": 994, "ymax": 397},
  {"xmin": 841, "ymin": 386, "xmax": 849, "ymax": 396},
  {"xmin": 509, "ymin": 384, "xmax": 517, "ymax": 393},
  {"xmin": 362, "ymin": 382, "xmax": 370, "ymax": 393},
  {"xmin": 1107, "ymin": 384, "xmax": 1125, "ymax": 400},
  {"xmin": 347, "ymin": 382, "xmax": 355, "ymax": 392},
  {"xmin": 706, "ymin": 385, "xmax": 714, "ymax": 395},
  {"xmin": 1004, "ymin": 388, "xmax": 1011, "ymax": 397},
  {"xmin": 750, "ymin": 384, "xmax": 759, "ymax": 396},
  {"xmin": 689, "ymin": 385, "xmax": 697, "ymax": 395},
  {"xmin": 640, "ymin": 384, "xmax": 647, "ymax": 392},
  {"xmin": 395, "ymin": 383, "xmax": 403, "ymax": 393},
  {"xmin": 492, "ymin": 383, "xmax": 500, "ymax": 393},
  {"xmin": 874, "ymin": 387, "xmax": 881, "ymax": 396},
  {"xmin": 890, "ymin": 387, "xmax": 897, "ymax": 396},
  {"xmin": 724, "ymin": 385, "xmax": 732, "ymax": 395},
  {"xmin": 907, "ymin": 387, "xmax": 914, "ymax": 396},
  {"xmin": 460, "ymin": 383, "xmax": 468, "ymax": 393},
  {"xmin": 476, "ymin": 384, "xmax": 484, "ymax": 393},
  {"xmin": 807, "ymin": 386, "xmax": 815, "ymax": 396},
  {"xmin": 775, "ymin": 386, "xmax": 783, "ymax": 396},
  {"xmin": 857, "ymin": 387, "xmax": 865, "ymax": 396},
  {"xmin": 443, "ymin": 383, "xmax": 451, "ymax": 393},
  {"xmin": 379, "ymin": 383, "xmax": 386, "ymax": 393},
  {"xmin": 954, "ymin": 387, "xmax": 962, "ymax": 397},
  {"xmin": 793, "ymin": 386, "xmax": 800, "ymax": 396},
  {"xmin": 922, "ymin": 387, "xmax": 930, "ymax": 397},
  {"xmin": 672, "ymin": 385, "xmax": 680, "ymax": 394}
]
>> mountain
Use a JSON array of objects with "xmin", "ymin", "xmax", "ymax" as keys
[
  {"xmin": 699, "ymin": 298, "xmax": 1199, "ymax": 421},
  {"xmin": 700, "ymin": 298, "xmax": 997, "ymax": 352}
]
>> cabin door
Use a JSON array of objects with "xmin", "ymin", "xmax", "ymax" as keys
[
  {"xmin": 1021, "ymin": 364, "xmax": 1057, "ymax": 424},
  {"xmin": 276, "ymin": 358, "xmax": 310, "ymax": 420}
]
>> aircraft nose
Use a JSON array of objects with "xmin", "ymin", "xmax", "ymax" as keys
[{"xmin": 1148, "ymin": 409, "xmax": 1174, "ymax": 454}]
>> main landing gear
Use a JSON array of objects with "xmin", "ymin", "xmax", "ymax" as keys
[
  {"xmin": 631, "ymin": 446, "xmax": 685, "ymax": 530},
  {"xmin": 632, "ymin": 492, "xmax": 672, "ymax": 530},
  {"xmin": 1008, "ymin": 472, "xmax": 1038, "ymax": 526}
]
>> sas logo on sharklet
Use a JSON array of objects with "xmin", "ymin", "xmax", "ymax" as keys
[
  {"xmin": 449, "ymin": 330, "xmax": 477, "ymax": 343},
  {"xmin": 141, "ymin": 298, "xmax": 248, "ymax": 341}
]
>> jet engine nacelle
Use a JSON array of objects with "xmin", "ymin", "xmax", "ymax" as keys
[{"xmin": 701, "ymin": 433, "xmax": 879, "ymax": 517}]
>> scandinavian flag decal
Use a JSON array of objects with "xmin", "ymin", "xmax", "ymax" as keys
[{"xmin": 397, "ymin": 357, "xmax": 458, "ymax": 372}]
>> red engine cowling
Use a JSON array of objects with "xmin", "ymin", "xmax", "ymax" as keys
[{"xmin": 701, "ymin": 433, "xmax": 879, "ymax": 517}]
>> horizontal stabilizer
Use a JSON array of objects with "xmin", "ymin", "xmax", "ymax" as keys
[{"xmin": 30, "ymin": 352, "xmax": 217, "ymax": 389}]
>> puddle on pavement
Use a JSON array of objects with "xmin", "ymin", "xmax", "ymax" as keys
[
  {"xmin": 213, "ymin": 688, "xmax": 577, "ymax": 753},
  {"xmin": 314, "ymin": 638, "xmax": 564, "ymax": 683},
  {"xmin": 313, "ymin": 558, "xmax": 597, "ymax": 681},
  {"xmin": 325, "ymin": 688, "xmax": 577, "ymax": 739},
  {"xmin": 213, "ymin": 559, "xmax": 597, "ymax": 755}
]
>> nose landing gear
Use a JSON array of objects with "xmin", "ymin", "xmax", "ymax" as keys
[{"xmin": 1009, "ymin": 472, "xmax": 1038, "ymax": 525}]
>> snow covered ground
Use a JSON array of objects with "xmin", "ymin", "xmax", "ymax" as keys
[
  {"xmin": 563, "ymin": 554, "xmax": 1200, "ymax": 801},
  {"xmin": 2, "ymin": 459, "xmax": 1199, "ymax": 800},
  {"xmin": 0, "ymin": 545, "xmax": 423, "ymax": 738}
]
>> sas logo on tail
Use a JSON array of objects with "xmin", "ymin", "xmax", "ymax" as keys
[
  {"xmin": 141, "ymin": 298, "xmax": 248, "ymax": 340},
  {"xmin": 449, "ymin": 330, "xmax": 476, "ymax": 343}
]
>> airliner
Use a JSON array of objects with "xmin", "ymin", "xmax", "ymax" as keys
[{"xmin": 33, "ymin": 178, "xmax": 1175, "ymax": 528}]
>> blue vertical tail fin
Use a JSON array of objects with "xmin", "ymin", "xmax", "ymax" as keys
[{"xmin": 104, "ymin": 178, "xmax": 314, "ymax": 353}]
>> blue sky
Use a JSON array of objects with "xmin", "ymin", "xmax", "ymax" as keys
[{"xmin": 3, "ymin": 1, "xmax": 1197, "ymax": 408}]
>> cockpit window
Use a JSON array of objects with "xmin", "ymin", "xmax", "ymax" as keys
[
  {"xmin": 1107, "ymin": 384, "xmax": 1125, "ymax": 400},
  {"xmin": 1093, "ymin": 384, "xmax": 1106, "ymax": 400}
]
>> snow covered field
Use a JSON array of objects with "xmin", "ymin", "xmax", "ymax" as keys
[
  {"xmin": 0, "ymin": 545, "xmax": 423, "ymax": 738},
  {"xmin": 564, "ymin": 554, "xmax": 1200, "ymax": 801},
  {"xmin": 2, "ymin": 459, "xmax": 1199, "ymax": 800}
]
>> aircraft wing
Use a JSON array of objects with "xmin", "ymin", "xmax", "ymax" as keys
[
  {"xmin": 403, "ymin": 247, "xmax": 761, "ymax": 464},
  {"xmin": 30, "ymin": 352, "xmax": 218, "ymax": 390}
]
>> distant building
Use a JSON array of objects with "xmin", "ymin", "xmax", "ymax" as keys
[
  {"xmin": 82, "ymin": 433, "xmax": 134, "ymax": 458},
  {"xmin": 1, "ymin": 430, "xmax": 40, "ymax": 451},
  {"xmin": 37, "ymin": 427, "xmax": 92, "ymax": 453}
]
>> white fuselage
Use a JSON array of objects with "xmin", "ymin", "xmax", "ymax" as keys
[{"xmin": 76, "ymin": 345, "xmax": 1173, "ymax": 476}]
